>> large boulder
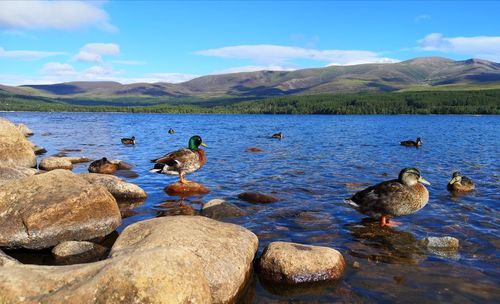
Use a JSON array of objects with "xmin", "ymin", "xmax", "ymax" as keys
[
  {"xmin": 258, "ymin": 241, "xmax": 345, "ymax": 284},
  {"xmin": 80, "ymin": 173, "xmax": 147, "ymax": 202},
  {"xmin": 0, "ymin": 247, "xmax": 211, "ymax": 304},
  {"xmin": 111, "ymin": 216, "xmax": 258, "ymax": 303},
  {"xmin": 0, "ymin": 118, "xmax": 36, "ymax": 168},
  {"xmin": 0, "ymin": 165, "xmax": 38, "ymax": 186},
  {"xmin": 0, "ymin": 170, "xmax": 121, "ymax": 249}
]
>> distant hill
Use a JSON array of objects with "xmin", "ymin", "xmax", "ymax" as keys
[{"xmin": 1, "ymin": 57, "xmax": 499, "ymax": 101}]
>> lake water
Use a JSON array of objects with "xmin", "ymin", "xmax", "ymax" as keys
[{"xmin": 2, "ymin": 112, "xmax": 499, "ymax": 303}]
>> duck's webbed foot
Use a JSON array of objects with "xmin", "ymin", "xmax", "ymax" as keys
[
  {"xmin": 179, "ymin": 174, "xmax": 192, "ymax": 184},
  {"xmin": 380, "ymin": 216, "xmax": 401, "ymax": 227}
]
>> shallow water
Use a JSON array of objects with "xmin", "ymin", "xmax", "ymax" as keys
[{"xmin": 2, "ymin": 112, "xmax": 499, "ymax": 303}]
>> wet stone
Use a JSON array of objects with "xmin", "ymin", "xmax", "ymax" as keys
[
  {"xmin": 238, "ymin": 192, "xmax": 279, "ymax": 204},
  {"xmin": 52, "ymin": 240, "xmax": 108, "ymax": 265},
  {"xmin": 164, "ymin": 182, "xmax": 210, "ymax": 197},
  {"xmin": 201, "ymin": 199, "xmax": 246, "ymax": 220}
]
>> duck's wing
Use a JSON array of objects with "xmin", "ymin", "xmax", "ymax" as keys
[
  {"xmin": 152, "ymin": 148, "xmax": 196, "ymax": 165},
  {"xmin": 350, "ymin": 180, "xmax": 407, "ymax": 216}
]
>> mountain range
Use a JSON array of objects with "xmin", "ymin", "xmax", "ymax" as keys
[{"xmin": 1, "ymin": 57, "xmax": 499, "ymax": 101}]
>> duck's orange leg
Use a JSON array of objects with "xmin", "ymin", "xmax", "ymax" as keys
[
  {"xmin": 380, "ymin": 216, "xmax": 401, "ymax": 227},
  {"xmin": 179, "ymin": 174, "xmax": 191, "ymax": 184}
]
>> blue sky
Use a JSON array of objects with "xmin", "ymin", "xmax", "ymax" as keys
[{"xmin": 0, "ymin": 0, "xmax": 499, "ymax": 85}]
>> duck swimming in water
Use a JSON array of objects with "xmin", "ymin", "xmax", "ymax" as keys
[
  {"xmin": 344, "ymin": 168, "xmax": 430, "ymax": 227},
  {"xmin": 400, "ymin": 137, "xmax": 422, "ymax": 147},
  {"xmin": 447, "ymin": 171, "xmax": 475, "ymax": 192},
  {"xmin": 168, "ymin": 128, "xmax": 175, "ymax": 135},
  {"xmin": 150, "ymin": 135, "xmax": 207, "ymax": 184},
  {"xmin": 121, "ymin": 136, "xmax": 136, "ymax": 145},
  {"xmin": 272, "ymin": 132, "xmax": 283, "ymax": 139}
]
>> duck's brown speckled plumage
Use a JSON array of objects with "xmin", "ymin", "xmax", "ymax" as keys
[
  {"xmin": 447, "ymin": 172, "xmax": 475, "ymax": 192},
  {"xmin": 345, "ymin": 168, "xmax": 430, "ymax": 224}
]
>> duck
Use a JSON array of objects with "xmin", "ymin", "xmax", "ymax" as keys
[
  {"xmin": 344, "ymin": 168, "xmax": 430, "ymax": 227},
  {"xmin": 88, "ymin": 157, "xmax": 118, "ymax": 174},
  {"xmin": 150, "ymin": 135, "xmax": 207, "ymax": 184},
  {"xmin": 168, "ymin": 128, "xmax": 175, "ymax": 135},
  {"xmin": 400, "ymin": 137, "xmax": 422, "ymax": 147},
  {"xmin": 121, "ymin": 136, "xmax": 136, "ymax": 145},
  {"xmin": 271, "ymin": 132, "xmax": 283, "ymax": 139},
  {"xmin": 447, "ymin": 171, "xmax": 475, "ymax": 192}
]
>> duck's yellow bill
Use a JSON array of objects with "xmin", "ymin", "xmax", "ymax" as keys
[
  {"xmin": 448, "ymin": 177, "xmax": 457, "ymax": 185},
  {"xmin": 418, "ymin": 177, "xmax": 431, "ymax": 185},
  {"xmin": 201, "ymin": 142, "xmax": 208, "ymax": 147}
]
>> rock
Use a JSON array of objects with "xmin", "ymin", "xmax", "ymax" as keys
[
  {"xmin": 52, "ymin": 241, "xmax": 108, "ymax": 265},
  {"xmin": 156, "ymin": 201, "xmax": 196, "ymax": 216},
  {"xmin": 421, "ymin": 236, "xmax": 459, "ymax": 249},
  {"xmin": 246, "ymin": 147, "xmax": 264, "ymax": 152},
  {"xmin": 352, "ymin": 261, "xmax": 360, "ymax": 269},
  {"xmin": 238, "ymin": 192, "xmax": 279, "ymax": 204},
  {"xmin": 17, "ymin": 123, "xmax": 33, "ymax": 137},
  {"xmin": 39, "ymin": 156, "xmax": 73, "ymax": 171},
  {"xmin": 113, "ymin": 170, "xmax": 139, "ymax": 178},
  {"xmin": 65, "ymin": 156, "xmax": 91, "ymax": 164},
  {"xmin": 164, "ymin": 181, "xmax": 210, "ymax": 196},
  {"xmin": 258, "ymin": 241, "xmax": 345, "ymax": 284},
  {"xmin": 80, "ymin": 173, "xmax": 147, "ymax": 202},
  {"xmin": 0, "ymin": 170, "xmax": 121, "ymax": 249},
  {"xmin": 0, "ymin": 247, "xmax": 211, "ymax": 303},
  {"xmin": 88, "ymin": 157, "xmax": 118, "ymax": 174},
  {"xmin": 110, "ymin": 216, "xmax": 258, "ymax": 303},
  {"xmin": 0, "ymin": 250, "xmax": 19, "ymax": 266},
  {"xmin": 33, "ymin": 145, "xmax": 47, "ymax": 155},
  {"xmin": 110, "ymin": 159, "xmax": 133, "ymax": 170},
  {"xmin": 0, "ymin": 165, "xmax": 38, "ymax": 186},
  {"xmin": 201, "ymin": 199, "xmax": 246, "ymax": 219},
  {"xmin": 0, "ymin": 118, "xmax": 36, "ymax": 168}
]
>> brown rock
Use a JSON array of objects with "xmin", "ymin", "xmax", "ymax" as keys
[
  {"xmin": 164, "ymin": 181, "xmax": 210, "ymax": 196},
  {"xmin": 0, "ymin": 250, "xmax": 19, "ymax": 266},
  {"xmin": 16, "ymin": 123, "xmax": 34, "ymax": 137},
  {"xmin": 0, "ymin": 247, "xmax": 211, "ymax": 303},
  {"xmin": 52, "ymin": 241, "xmax": 108, "ymax": 265},
  {"xmin": 110, "ymin": 159, "xmax": 133, "ymax": 170},
  {"xmin": 258, "ymin": 241, "xmax": 345, "ymax": 284},
  {"xmin": 201, "ymin": 199, "xmax": 246, "ymax": 219},
  {"xmin": 238, "ymin": 192, "xmax": 279, "ymax": 204},
  {"xmin": 0, "ymin": 170, "xmax": 121, "ymax": 249},
  {"xmin": 39, "ymin": 157, "xmax": 73, "ymax": 170},
  {"xmin": 0, "ymin": 165, "xmax": 38, "ymax": 186},
  {"xmin": 110, "ymin": 216, "xmax": 258, "ymax": 303},
  {"xmin": 80, "ymin": 173, "xmax": 147, "ymax": 202},
  {"xmin": 0, "ymin": 118, "xmax": 36, "ymax": 168},
  {"xmin": 246, "ymin": 147, "xmax": 264, "ymax": 152}
]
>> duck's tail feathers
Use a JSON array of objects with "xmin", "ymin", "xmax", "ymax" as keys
[
  {"xmin": 343, "ymin": 198, "xmax": 360, "ymax": 209},
  {"xmin": 149, "ymin": 163, "xmax": 166, "ymax": 173}
]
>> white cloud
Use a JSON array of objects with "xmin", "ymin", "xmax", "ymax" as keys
[
  {"xmin": 418, "ymin": 33, "xmax": 500, "ymax": 61},
  {"xmin": 0, "ymin": 46, "xmax": 65, "ymax": 60},
  {"xmin": 40, "ymin": 62, "xmax": 76, "ymax": 76},
  {"xmin": 0, "ymin": 1, "xmax": 116, "ymax": 32},
  {"xmin": 74, "ymin": 43, "xmax": 120, "ymax": 62},
  {"xmin": 195, "ymin": 44, "xmax": 400, "ymax": 66}
]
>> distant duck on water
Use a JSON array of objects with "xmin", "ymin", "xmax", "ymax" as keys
[
  {"xmin": 344, "ymin": 168, "xmax": 431, "ymax": 227},
  {"xmin": 447, "ymin": 171, "xmax": 475, "ymax": 192},
  {"xmin": 400, "ymin": 137, "xmax": 422, "ymax": 147},
  {"xmin": 168, "ymin": 128, "xmax": 175, "ymax": 134},
  {"xmin": 150, "ymin": 135, "xmax": 207, "ymax": 184},
  {"xmin": 121, "ymin": 136, "xmax": 136, "ymax": 145},
  {"xmin": 272, "ymin": 132, "xmax": 283, "ymax": 139}
]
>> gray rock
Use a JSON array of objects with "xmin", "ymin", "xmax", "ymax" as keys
[
  {"xmin": 0, "ymin": 165, "xmax": 38, "ymax": 186},
  {"xmin": 33, "ymin": 145, "xmax": 47, "ymax": 155},
  {"xmin": 52, "ymin": 241, "xmax": 108, "ymax": 264},
  {"xmin": 258, "ymin": 241, "xmax": 345, "ymax": 284},
  {"xmin": 80, "ymin": 173, "xmax": 147, "ymax": 202},
  {"xmin": 201, "ymin": 199, "xmax": 246, "ymax": 219},
  {"xmin": 421, "ymin": 236, "xmax": 459, "ymax": 249},
  {"xmin": 238, "ymin": 192, "xmax": 279, "ymax": 203}
]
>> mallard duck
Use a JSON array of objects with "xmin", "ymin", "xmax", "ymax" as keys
[
  {"xmin": 121, "ymin": 136, "xmax": 136, "ymax": 145},
  {"xmin": 344, "ymin": 168, "xmax": 430, "ymax": 227},
  {"xmin": 447, "ymin": 171, "xmax": 475, "ymax": 192},
  {"xmin": 272, "ymin": 132, "xmax": 283, "ymax": 139},
  {"xmin": 88, "ymin": 157, "xmax": 118, "ymax": 174},
  {"xmin": 168, "ymin": 128, "xmax": 175, "ymax": 135},
  {"xmin": 150, "ymin": 135, "xmax": 207, "ymax": 184},
  {"xmin": 400, "ymin": 137, "xmax": 422, "ymax": 147}
]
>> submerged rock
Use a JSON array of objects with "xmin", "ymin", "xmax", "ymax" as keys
[
  {"xmin": 164, "ymin": 181, "xmax": 210, "ymax": 196},
  {"xmin": 421, "ymin": 236, "xmax": 459, "ymax": 249},
  {"xmin": 238, "ymin": 192, "xmax": 279, "ymax": 204},
  {"xmin": 110, "ymin": 159, "xmax": 133, "ymax": 170},
  {"xmin": 246, "ymin": 147, "xmax": 264, "ymax": 152},
  {"xmin": 0, "ymin": 118, "xmax": 36, "ymax": 168},
  {"xmin": 201, "ymin": 199, "xmax": 246, "ymax": 220},
  {"xmin": 52, "ymin": 241, "xmax": 108, "ymax": 265},
  {"xmin": 258, "ymin": 241, "xmax": 345, "ymax": 284},
  {"xmin": 33, "ymin": 145, "xmax": 47, "ymax": 155},
  {"xmin": 0, "ymin": 170, "xmax": 121, "ymax": 249},
  {"xmin": 80, "ymin": 173, "xmax": 147, "ymax": 202},
  {"xmin": 111, "ymin": 216, "xmax": 258, "ymax": 303}
]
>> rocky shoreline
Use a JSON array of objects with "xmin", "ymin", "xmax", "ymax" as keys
[{"xmin": 0, "ymin": 117, "xmax": 348, "ymax": 303}]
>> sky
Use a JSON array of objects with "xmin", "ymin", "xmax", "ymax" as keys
[{"xmin": 0, "ymin": 0, "xmax": 499, "ymax": 85}]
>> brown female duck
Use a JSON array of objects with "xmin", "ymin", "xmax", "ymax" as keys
[{"xmin": 447, "ymin": 171, "xmax": 475, "ymax": 192}]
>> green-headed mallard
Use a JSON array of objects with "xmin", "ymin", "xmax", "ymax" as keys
[
  {"xmin": 447, "ymin": 171, "xmax": 475, "ymax": 192},
  {"xmin": 121, "ymin": 136, "xmax": 136, "ymax": 145},
  {"xmin": 344, "ymin": 168, "xmax": 430, "ymax": 227},
  {"xmin": 150, "ymin": 135, "xmax": 207, "ymax": 184},
  {"xmin": 168, "ymin": 128, "xmax": 175, "ymax": 135},
  {"xmin": 272, "ymin": 132, "xmax": 283, "ymax": 139},
  {"xmin": 400, "ymin": 137, "xmax": 422, "ymax": 147}
]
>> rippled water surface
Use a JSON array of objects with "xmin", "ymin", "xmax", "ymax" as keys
[{"xmin": 2, "ymin": 112, "xmax": 499, "ymax": 303}]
